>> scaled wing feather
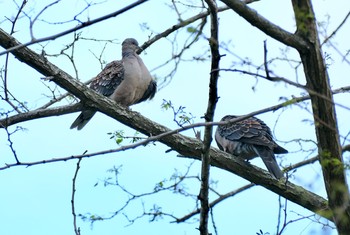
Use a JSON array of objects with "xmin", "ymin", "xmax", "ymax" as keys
[{"xmin": 90, "ymin": 60, "xmax": 124, "ymax": 97}]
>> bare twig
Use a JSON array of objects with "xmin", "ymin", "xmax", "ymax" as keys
[
  {"xmin": 29, "ymin": 0, "xmax": 61, "ymax": 40},
  {"xmin": 323, "ymin": 39, "xmax": 350, "ymax": 65},
  {"xmin": 71, "ymin": 158, "xmax": 82, "ymax": 235},
  {"xmin": 139, "ymin": 6, "xmax": 230, "ymax": 52},
  {"xmin": 153, "ymin": 16, "xmax": 208, "ymax": 89},
  {"xmin": 38, "ymin": 78, "xmax": 93, "ymax": 109},
  {"xmin": 175, "ymin": 183, "xmax": 254, "ymax": 223},
  {"xmin": 210, "ymin": 207, "xmax": 218, "ymax": 235},
  {"xmin": 3, "ymin": 0, "xmax": 28, "ymax": 112},
  {"xmin": 0, "ymin": 0, "xmax": 149, "ymax": 56},
  {"xmin": 284, "ymin": 144, "xmax": 350, "ymax": 172},
  {"xmin": 322, "ymin": 10, "xmax": 350, "ymax": 45},
  {"xmin": 277, "ymin": 196, "xmax": 288, "ymax": 234},
  {"xmin": 215, "ymin": 67, "xmax": 350, "ymax": 112},
  {"xmin": 139, "ymin": 0, "xmax": 258, "ymax": 52},
  {"xmin": 80, "ymin": 163, "xmax": 198, "ymax": 224},
  {"xmin": 4, "ymin": 126, "xmax": 22, "ymax": 164}
]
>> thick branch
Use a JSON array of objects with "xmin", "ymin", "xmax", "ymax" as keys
[
  {"xmin": 220, "ymin": 0, "xmax": 309, "ymax": 51},
  {"xmin": 291, "ymin": 0, "xmax": 350, "ymax": 233}
]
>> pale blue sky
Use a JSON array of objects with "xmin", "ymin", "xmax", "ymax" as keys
[{"xmin": 1, "ymin": 0, "xmax": 349, "ymax": 234}]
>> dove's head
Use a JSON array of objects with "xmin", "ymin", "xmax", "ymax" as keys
[{"xmin": 122, "ymin": 38, "xmax": 141, "ymax": 54}]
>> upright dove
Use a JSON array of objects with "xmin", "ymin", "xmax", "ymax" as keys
[
  {"xmin": 215, "ymin": 115, "xmax": 288, "ymax": 179},
  {"xmin": 70, "ymin": 38, "xmax": 157, "ymax": 130}
]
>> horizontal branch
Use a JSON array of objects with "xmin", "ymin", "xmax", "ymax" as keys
[
  {"xmin": 284, "ymin": 143, "xmax": 350, "ymax": 172},
  {"xmin": 2, "ymin": 82, "xmax": 349, "ymax": 129},
  {"xmin": 0, "ymin": 25, "xmax": 332, "ymax": 222},
  {"xmin": 217, "ymin": 68, "xmax": 350, "ymax": 111},
  {"xmin": 0, "ymin": 103, "xmax": 82, "ymax": 128}
]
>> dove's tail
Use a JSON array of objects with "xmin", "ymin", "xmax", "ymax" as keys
[
  {"xmin": 70, "ymin": 109, "xmax": 96, "ymax": 130},
  {"xmin": 254, "ymin": 146, "xmax": 284, "ymax": 179}
]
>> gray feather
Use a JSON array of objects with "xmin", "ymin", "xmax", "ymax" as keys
[
  {"xmin": 253, "ymin": 145, "xmax": 284, "ymax": 179},
  {"xmin": 70, "ymin": 110, "xmax": 96, "ymax": 130},
  {"xmin": 136, "ymin": 80, "xmax": 157, "ymax": 104}
]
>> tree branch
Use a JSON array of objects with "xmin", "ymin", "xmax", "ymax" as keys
[
  {"xmin": 139, "ymin": 6, "xmax": 229, "ymax": 52},
  {"xmin": 3, "ymin": 0, "xmax": 29, "ymax": 112},
  {"xmin": 199, "ymin": 0, "xmax": 220, "ymax": 234},
  {"xmin": 139, "ymin": 1, "xmax": 258, "ymax": 52},
  {"xmin": 175, "ymin": 183, "xmax": 254, "ymax": 223},
  {"xmin": 72, "ymin": 158, "xmax": 82, "ymax": 235},
  {"xmin": 0, "ymin": 25, "xmax": 333, "ymax": 223},
  {"xmin": 0, "ymin": 103, "xmax": 82, "ymax": 128},
  {"xmin": 220, "ymin": 0, "xmax": 309, "ymax": 51},
  {"xmin": 291, "ymin": 0, "xmax": 350, "ymax": 232},
  {"xmin": 322, "ymin": 10, "xmax": 350, "ymax": 45},
  {"xmin": 2, "ymin": 82, "xmax": 349, "ymax": 129}
]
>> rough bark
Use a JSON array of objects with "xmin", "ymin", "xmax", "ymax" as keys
[
  {"xmin": 199, "ymin": 1, "xmax": 220, "ymax": 234},
  {"xmin": 291, "ymin": 1, "xmax": 350, "ymax": 233}
]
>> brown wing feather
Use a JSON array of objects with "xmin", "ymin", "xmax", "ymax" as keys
[
  {"xmin": 217, "ymin": 115, "xmax": 287, "ymax": 152},
  {"xmin": 89, "ymin": 60, "xmax": 124, "ymax": 97}
]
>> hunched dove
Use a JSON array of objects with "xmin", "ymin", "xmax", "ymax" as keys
[
  {"xmin": 215, "ymin": 115, "xmax": 288, "ymax": 179},
  {"xmin": 70, "ymin": 38, "xmax": 157, "ymax": 130}
]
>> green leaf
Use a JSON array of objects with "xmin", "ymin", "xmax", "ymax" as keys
[{"xmin": 187, "ymin": 26, "xmax": 197, "ymax": 33}]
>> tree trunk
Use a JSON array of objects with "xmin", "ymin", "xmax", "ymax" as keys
[{"xmin": 291, "ymin": 0, "xmax": 350, "ymax": 233}]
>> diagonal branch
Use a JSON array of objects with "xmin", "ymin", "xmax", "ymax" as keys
[
  {"xmin": 139, "ymin": 6, "xmax": 229, "ymax": 52},
  {"xmin": 0, "ymin": 26, "xmax": 333, "ymax": 223},
  {"xmin": 322, "ymin": 10, "xmax": 350, "ymax": 45},
  {"xmin": 140, "ymin": 1, "xmax": 259, "ymax": 53},
  {"xmin": 175, "ymin": 183, "xmax": 255, "ymax": 223},
  {"xmin": 220, "ymin": 0, "xmax": 309, "ymax": 51}
]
